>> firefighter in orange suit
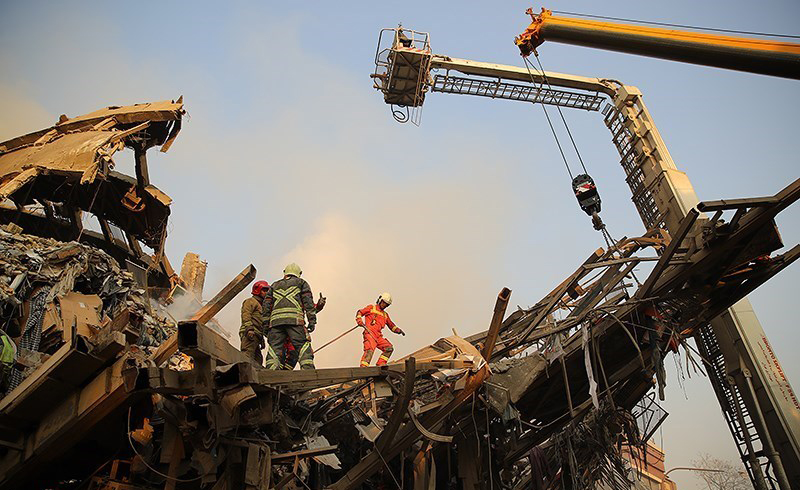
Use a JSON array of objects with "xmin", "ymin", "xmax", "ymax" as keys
[{"xmin": 356, "ymin": 292, "xmax": 404, "ymax": 366}]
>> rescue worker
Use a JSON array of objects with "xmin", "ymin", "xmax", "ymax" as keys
[
  {"xmin": 356, "ymin": 292, "xmax": 404, "ymax": 367},
  {"xmin": 263, "ymin": 263, "xmax": 317, "ymax": 370},
  {"xmin": 284, "ymin": 293, "xmax": 327, "ymax": 370},
  {"xmin": 240, "ymin": 280, "xmax": 269, "ymax": 365},
  {"xmin": 0, "ymin": 328, "xmax": 17, "ymax": 394}
]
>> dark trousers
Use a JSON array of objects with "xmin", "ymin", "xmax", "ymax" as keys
[
  {"xmin": 266, "ymin": 325, "xmax": 314, "ymax": 370},
  {"xmin": 240, "ymin": 333, "xmax": 264, "ymax": 366}
]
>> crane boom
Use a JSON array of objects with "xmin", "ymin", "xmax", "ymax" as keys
[
  {"xmin": 371, "ymin": 24, "xmax": 800, "ymax": 489},
  {"xmin": 515, "ymin": 8, "xmax": 800, "ymax": 79}
]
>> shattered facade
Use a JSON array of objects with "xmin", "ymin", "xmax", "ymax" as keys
[{"xmin": 0, "ymin": 99, "xmax": 798, "ymax": 490}]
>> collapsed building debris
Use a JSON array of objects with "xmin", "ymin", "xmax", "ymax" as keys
[
  {"xmin": 0, "ymin": 99, "xmax": 797, "ymax": 489},
  {"xmin": 0, "ymin": 226, "xmax": 175, "ymax": 384}
]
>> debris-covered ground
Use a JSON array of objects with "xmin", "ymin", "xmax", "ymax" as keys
[{"xmin": 0, "ymin": 100, "xmax": 797, "ymax": 489}]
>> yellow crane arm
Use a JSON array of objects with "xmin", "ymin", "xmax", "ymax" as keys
[{"xmin": 515, "ymin": 8, "xmax": 800, "ymax": 79}]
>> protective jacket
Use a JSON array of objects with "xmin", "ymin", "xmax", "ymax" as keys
[
  {"xmin": 356, "ymin": 304, "xmax": 400, "ymax": 335},
  {"xmin": 264, "ymin": 276, "xmax": 317, "ymax": 328},
  {"xmin": 0, "ymin": 330, "xmax": 17, "ymax": 389},
  {"xmin": 240, "ymin": 296, "xmax": 265, "ymax": 336},
  {"xmin": 357, "ymin": 304, "xmax": 401, "ymax": 367}
]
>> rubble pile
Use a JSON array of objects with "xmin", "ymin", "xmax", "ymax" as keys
[
  {"xmin": 0, "ymin": 224, "xmax": 174, "ymax": 387},
  {"xmin": 0, "ymin": 99, "xmax": 796, "ymax": 489}
]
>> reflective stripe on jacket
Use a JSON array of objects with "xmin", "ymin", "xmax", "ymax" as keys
[
  {"xmin": 0, "ymin": 331, "xmax": 15, "ymax": 366},
  {"xmin": 356, "ymin": 304, "xmax": 399, "ymax": 335},
  {"xmin": 264, "ymin": 276, "xmax": 316, "ymax": 328}
]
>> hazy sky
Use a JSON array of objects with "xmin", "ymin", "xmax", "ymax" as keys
[{"xmin": 1, "ymin": 1, "xmax": 798, "ymax": 488}]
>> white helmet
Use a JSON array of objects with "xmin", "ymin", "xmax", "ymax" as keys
[{"xmin": 377, "ymin": 292, "xmax": 392, "ymax": 306}]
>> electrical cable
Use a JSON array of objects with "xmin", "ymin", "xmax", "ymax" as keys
[
  {"xmin": 550, "ymin": 10, "xmax": 800, "ymax": 40},
  {"xmin": 373, "ymin": 441, "xmax": 403, "ymax": 490},
  {"xmin": 127, "ymin": 407, "xmax": 203, "ymax": 483},
  {"xmin": 485, "ymin": 387, "xmax": 495, "ymax": 490}
]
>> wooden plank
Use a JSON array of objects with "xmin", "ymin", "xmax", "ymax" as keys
[
  {"xmin": 569, "ymin": 261, "xmax": 638, "ymax": 320},
  {"xmin": 0, "ymin": 355, "xmax": 132, "ymax": 488},
  {"xmin": 635, "ymin": 208, "xmax": 699, "ymax": 300},
  {"xmin": 0, "ymin": 343, "xmax": 72, "ymax": 416},
  {"xmin": 481, "ymin": 288, "xmax": 510, "ymax": 360},
  {"xmin": 697, "ymin": 196, "xmax": 778, "ymax": 212},
  {"xmin": 190, "ymin": 264, "xmax": 255, "ymax": 324},
  {"xmin": 252, "ymin": 361, "xmax": 467, "ymax": 388},
  {"xmin": 583, "ymin": 256, "xmax": 656, "ymax": 269},
  {"xmin": 178, "ymin": 321, "xmax": 251, "ymax": 366},
  {"xmin": 491, "ymin": 249, "xmax": 605, "ymax": 359},
  {"xmin": 153, "ymin": 264, "xmax": 256, "ymax": 365},
  {"xmin": 271, "ymin": 445, "xmax": 338, "ymax": 461}
]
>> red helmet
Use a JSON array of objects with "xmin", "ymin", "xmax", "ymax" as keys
[{"xmin": 252, "ymin": 280, "xmax": 270, "ymax": 296}]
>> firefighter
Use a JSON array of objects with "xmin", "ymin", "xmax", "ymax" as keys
[
  {"xmin": 356, "ymin": 292, "xmax": 404, "ymax": 367},
  {"xmin": 0, "ymin": 328, "xmax": 17, "ymax": 394},
  {"xmin": 284, "ymin": 293, "xmax": 327, "ymax": 370},
  {"xmin": 240, "ymin": 280, "xmax": 269, "ymax": 365},
  {"xmin": 263, "ymin": 263, "xmax": 317, "ymax": 370}
]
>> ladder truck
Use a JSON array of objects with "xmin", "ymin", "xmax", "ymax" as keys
[{"xmin": 370, "ymin": 12, "xmax": 800, "ymax": 489}]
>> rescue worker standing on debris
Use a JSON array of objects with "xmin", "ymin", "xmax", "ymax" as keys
[
  {"xmin": 283, "ymin": 293, "xmax": 326, "ymax": 370},
  {"xmin": 0, "ymin": 328, "xmax": 17, "ymax": 394},
  {"xmin": 240, "ymin": 280, "xmax": 269, "ymax": 365},
  {"xmin": 357, "ymin": 292, "xmax": 404, "ymax": 366},
  {"xmin": 263, "ymin": 263, "xmax": 317, "ymax": 370}
]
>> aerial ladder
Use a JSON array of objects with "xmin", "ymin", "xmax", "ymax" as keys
[{"xmin": 371, "ymin": 12, "xmax": 800, "ymax": 490}]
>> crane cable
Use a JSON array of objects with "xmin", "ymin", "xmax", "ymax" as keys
[
  {"xmin": 532, "ymin": 53, "xmax": 589, "ymax": 176},
  {"xmin": 523, "ymin": 56, "xmax": 575, "ymax": 180},
  {"xmin": 525, "ymin": 56, "xmax": 641, "ymax": 284},
  {"xmin": 522, "ymin": 53, "xmax": 622, "ymax": 252}
]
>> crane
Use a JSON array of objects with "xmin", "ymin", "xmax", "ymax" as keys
[
  {"xmin": 515, "ymin": 7, "xmax": 800, "ymax": 80},
  {"xmin": 371, "ymin": 13, "xmax": 800, "ymax": 490}
]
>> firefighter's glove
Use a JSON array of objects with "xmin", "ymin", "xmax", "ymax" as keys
[
  {"xmin": 397, "ymin": 328, "xmax": 405, "ymax": 336},
  {"xmin": 316, "ymin": 293, "xmax": 327, "ymax": 312},
  {"xmin": 246, "ymin": 330, "xmax": 256, "ymax": 340},
  {"xmin": 307, "ymin": 323, "xmax": 316, "ymax": 333}
]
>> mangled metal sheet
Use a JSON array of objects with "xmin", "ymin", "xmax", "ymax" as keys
[{"xmin": 0, "ymin": 98, "xmax": 183, "ymax": 249}]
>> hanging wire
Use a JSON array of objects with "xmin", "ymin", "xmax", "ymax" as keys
[
  {"xmin": 522, "ymin": 56, "xmax": 574, "ymax": 180},
  {"xmin": 373, "ymin": 442, "xmax": 403, "ymax": 490},
  {"xmin": 550, "ymin": 10, "xmax": 800, "ymax": 39},
  {"xmin": 531, "ymin": 53, "xmax": 589, "ymax": 175},
  {"xmin": 523, "ymin": 53, "xmax": 631, "ymax": 249},
  {"xmin": 127, "ymin": 408, "xmax": 203, "ymax": 483},
  {"xmin": 485, "ymin": 386, "xmax": 495, "ymax": 490}
]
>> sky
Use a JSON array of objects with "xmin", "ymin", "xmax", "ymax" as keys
[{"xmin": 1, "ymin": 1, "xmax": 798, "ymax": 488}]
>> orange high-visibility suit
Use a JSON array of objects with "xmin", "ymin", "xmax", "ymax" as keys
[{"xmin": 356, "ymin": 304, "xmax": 401, "ymax": 366}]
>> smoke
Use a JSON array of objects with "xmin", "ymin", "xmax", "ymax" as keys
[
  {"xmin": 162, "ymin": 292, "xmax": 199, "ymax": 323},
  {"xmin": 266, "ymin": 157, "xmax": 520, "ymax": 367},
  {"xmin": 0, "ymin": 3, "xmax": 530, "ymax": 368},
  {"xmin": 166, "ymin": 12, "xmax": 530, "ymax": 366}
]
